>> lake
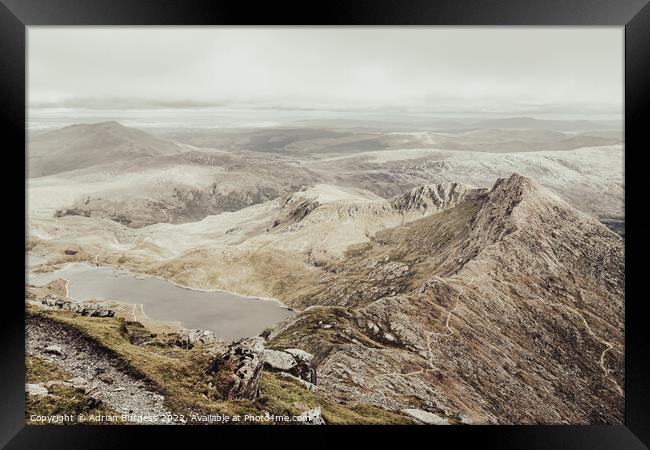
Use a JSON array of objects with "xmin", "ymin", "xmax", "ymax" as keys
[{"xmin": 27, "ymin": 262, "xmax": 294, "ymax": 341}]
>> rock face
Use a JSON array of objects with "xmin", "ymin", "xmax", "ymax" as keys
[
  {"xmin": 390, "ymin": 182, "xmax": 487, "ymax": 214},
  {"xmin": 208, "ymin": 337, "xmax": 266, "ymax": 401},
  {"xmin": 267, "ymin": 173, "xmax": 625, "ymax": 424},
  {"xmin": 273, "ymin": 194, "xmax": 320, "ymax": 228},
  {"xmin": 208, "ymin": 338, "xmax": 318, "ymax": 401}
]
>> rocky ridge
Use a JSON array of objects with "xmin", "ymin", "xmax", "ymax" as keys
[{"xmin": 264, "ymin": 173, "xmax": 624, "ymax": 424}]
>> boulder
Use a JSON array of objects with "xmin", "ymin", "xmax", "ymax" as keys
[
  {"xmin": 207, "ymin": 337, "xmax": 265, "ymax": 401},
  {"xmin": 284, "ymin": 348, "xmax": 314, "ymax": 364},
  {"xmin": 402, "ymin": 408, "xmax": 451, "ymax": 425},
  {"xmin": 178, "ymin": 328, "xmax": 219, "ymax": 348},
  {"xmin": 86, "ymin": 390, "xmax": 104, "ymax": 408},
  {"xmin": 263, "ymin": 348, "xmax": 316, "ymax": 384},
  {"xmin": 26, "ymin": 383, "xmax": 49, "ymax": 396},
  {"xmin": 36, "ymin": 296, "xmax": 115, "ymax": 318},
  {"xmin": 263, "ymin": 349, "xmax": 297, "ymax": 371}
]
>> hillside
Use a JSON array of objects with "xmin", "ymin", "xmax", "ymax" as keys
[
  {"xmin": 265, "ymin": 174, "xmax": 624, "ymax": 424},
  {"xmin": 27, "ymin": 173, "xmax": 623, "ymax": 425},
  {"xmin": 28, "ymin": 121, "xmax": 183, "ymax": 178}
]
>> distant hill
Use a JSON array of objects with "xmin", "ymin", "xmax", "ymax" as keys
[
  {"xmin": 28, "ymin": 121, "xmax": 182, "ymax": 178},
  {"xmin": 471, "ymin": 116, "xmax": 609, "ymax": 131}
]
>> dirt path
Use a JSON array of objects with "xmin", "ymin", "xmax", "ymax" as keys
[
  {"xmin": 26, "ymin": 314, "xmax": 174, "ymax": 424},
  {"xmin": 424, "ymin": 277, "xmax": 475, "ymax": 371},
  {"xmin": 372, "ymin": 277, "xmax": 475, "ymax": 388}
]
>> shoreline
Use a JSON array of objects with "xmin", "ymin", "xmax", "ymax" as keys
[{"xmin": 26, "ymin": 255, "xmax": 293, "ymax": 311}]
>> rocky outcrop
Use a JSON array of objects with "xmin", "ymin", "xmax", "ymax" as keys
[
  {"xmin": 272, "ymin": 194, "xmax": 320, "ymax": 228},
  {"xmin": 30, "ymin": 294, "xmax": 115, "ymax": 318},
  {"xmin": 207, "ymin": 337, "xmax": 318, "ymax": 401},
  {"xmin": 391, "ymin": 182, "xmax": 487, "ymax": 214},
  {"xmin": 176, "ymin": 329, "xmax": 220, "ymax": 349},
  {"xmin": 267, "ymin": 173, "xmax": 625, "ymax": 424},
  {"xmin": 263, "ymin": 348, "xmax": 316, "ymax": 384},
  {"xmin": 208, "ymin": 337, "xmax": 266, "ymax": 401}
]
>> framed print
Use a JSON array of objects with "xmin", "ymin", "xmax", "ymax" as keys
[{"xmin": 2, "ymin": 0, "xmax": 649, "ymax": 447}]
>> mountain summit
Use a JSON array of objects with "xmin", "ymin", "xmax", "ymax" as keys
[{"xmin": 266, "ymin": 173, "xmax": 624, "ymax": 424}]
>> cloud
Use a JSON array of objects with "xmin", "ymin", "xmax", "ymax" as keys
[{"xmin": 28, "ymin": 27, "xmax": 623, "ymax": 117}]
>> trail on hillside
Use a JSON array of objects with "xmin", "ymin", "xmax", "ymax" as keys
[{"xmin": 26, "ymin": 314, "xmax": 173, "ymax": 423}]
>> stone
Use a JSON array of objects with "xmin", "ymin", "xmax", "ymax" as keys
[
  {"xmin": 98, "ymin": 373, "xmax": 114, "ymax": 384},
  {"xmin": 26, "ymin": 383, "xmax": 49, "ymax": 396},
  {"xmin": 44, "ymin": 344, "xmax": 63, "ymax": 355},
  {"xmin": 86, "ymin": 390, "xmax": 103, "ymax": 408},
  {"xmin": 367, "ymin": 321, "xmax": 380, "ymax": 334},
  {"xmin": 402, "ymin": 409, "xmax": 451, "ymax": 425},
  {"xmin": 262, "ymin": 348, "xmax": 316, "ymax": 384},
  {"xmin": 67, "ymin": 376, "xmax": 90, "ymax": 388},
  {"xmin": 284, "ymin": 348, "xmax": 314, "ymax": 364},
  {"xmin": 263, "ymin": 349, "xmax": 297, "ymax": 371},
  {"xmin": 276, "ymin": 372, "xmax": 318, "ymax": 392},
  {"xmin": 297, "ymin": 407, "xmax": 325, "ymax": 425}
]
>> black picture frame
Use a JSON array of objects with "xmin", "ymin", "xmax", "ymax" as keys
[{"xmin": 3, "ymin": 0, "xmax": 648, "ymax": 447}]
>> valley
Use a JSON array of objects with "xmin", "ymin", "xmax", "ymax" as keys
[{"xmin": 25, "ymin": 117, "xmax": 625, "ymax": 425}]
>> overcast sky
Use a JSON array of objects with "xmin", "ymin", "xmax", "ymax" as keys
[{"xmin": 28, "ymin": 27, "xmax": 623, "ymax": 118}]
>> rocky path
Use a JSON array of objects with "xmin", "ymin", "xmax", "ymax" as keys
[
  {"xmin": 425, "ymin": 277, "xmax": 475, "ymax": 371},
  {"xmin": 373, "ymin": 277, "xmax": 475, "ymax": 383},
  {"xmin": 26, "ymin": 314, "xmax": 173, "ymax": 424}
]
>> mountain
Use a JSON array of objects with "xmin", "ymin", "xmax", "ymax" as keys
[
  {"xmin": 390, "ymin": 182, "xmax": 487, "ymax": 213},
  {"xmin": 264, "ymin": 174, "xmax": 624, "ymax": 424},
  {"xmin": 27, "ymin": 173, "xmax": 624, "ymax": 424},
  {"xmin": 27, "ymin": 121, "xmax": 183, "ymax": 177}
]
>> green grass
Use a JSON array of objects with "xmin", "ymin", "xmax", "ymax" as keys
[{"xmin": 258, "ymin": 373, "xmax": 411, "ymax": 425}]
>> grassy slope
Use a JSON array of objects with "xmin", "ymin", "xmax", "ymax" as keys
[{"xmin": 27, "ymin": 307, "xmax": 410, "ymax": 425}]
